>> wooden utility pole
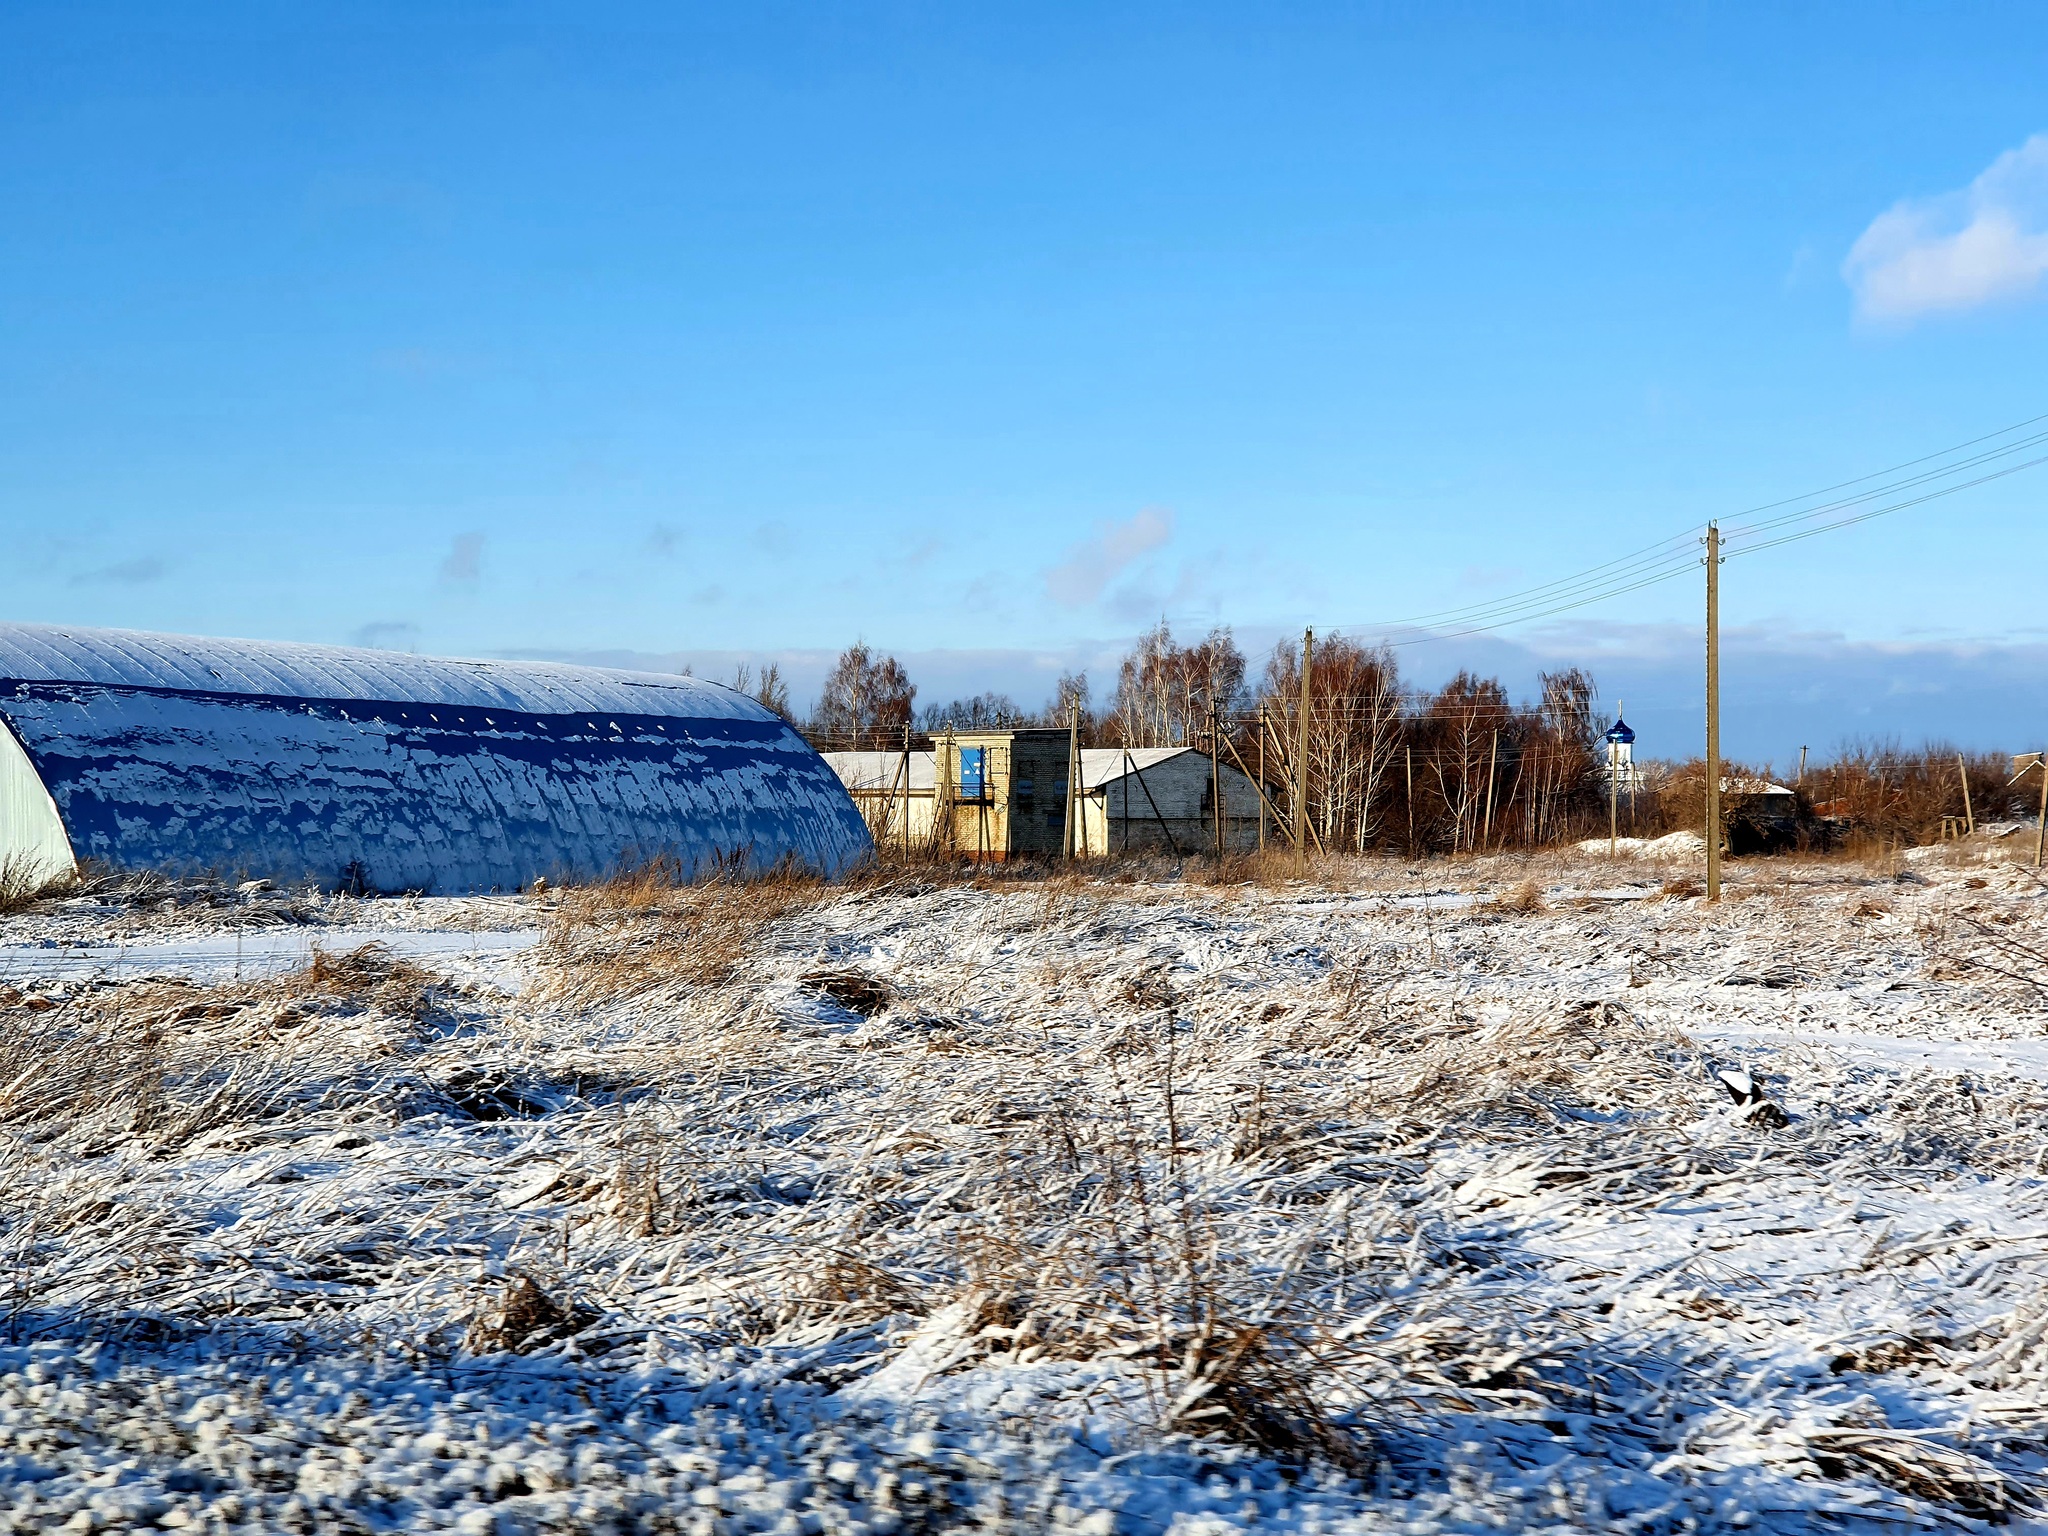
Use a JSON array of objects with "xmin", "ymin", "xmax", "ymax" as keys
[
  {"xmin": 1705, "ymin": 523, "xmax": 1722, "ymax": 902},
  {"xmin": 1797, "ymin": 744, "xmax": 1808, "ymax": 790},
  {"xmin": 1608, "ymin": 738, "xmax": 1619, "ymax": 857},
  {"xmin": 1405, "ymin": 744, "xmax": 1415, "ymax": 857},
  {"xmin": 1481, "ymin": 729, "xmax": 1499, "ymax": 850},
  {"xmin": 939, "ymin": 725, "xmax": 955, "ymax": 856},
  {"xmin": 899, "ymin": 723, "xmax": 913, "ymax": 855},
  {"xmin": 1257, "ymin": 708, "xmax": 1267, "ymax": 853},
  {"xmin": 1295, "ymin": 628, "xmax": 1313, "ymax": 875},
  {"xmin": 1210, "ymin": 704, "xmax": 1224, "ymax": 857},
  {"xmin": 1065, "ymin": 700, "xmax": 1081, "ymax": 860},
  {"xmin": 1957, "ymin": 752, "xmax": 1975, "ymax": 837},
  {"xmin": 2036, "ymin": 749, "xmax": 2047, "ymax": 869}
]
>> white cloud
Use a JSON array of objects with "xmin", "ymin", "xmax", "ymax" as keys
[
  {"xmin": 439, "ymin": 532, "xmax": 485, "ymax": 584},
  {"xmin": 68, "ymin": 557, "xmax": 165, "ymax": 587},
  {"xmin": 352, "ymin": 620, "xmax": 421, "ymax": 651},
  {"xmin": 1844, "ymin": 133, "xmax": 2048, "ymax": 322},
  {"xmin": 1043, "ymin": 507, "xmax": 1174, "ymax": 609}
]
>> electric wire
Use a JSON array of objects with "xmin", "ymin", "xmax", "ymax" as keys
[
  {"xmin": 1720, "ymin": 429, "xmax": 2048, "ymax": 543},
  {"xmin": 1717, "ymin": 407, "xmax": 2048, "ymax": 526},
  {"xmin": 1317, "ymin": 413, "xmax": 2048, "ymax": 642},
  {"xmin": 1140, "ymin": 410, "xmax": 2048, "ymax": 648},
  {"xmin": 1722, "ymin": 452, "xmax": 2048, "ymax": 559}
]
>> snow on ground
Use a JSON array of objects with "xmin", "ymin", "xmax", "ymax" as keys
[
  {"xmin": 2, "ymin": 846, "xmax": 2048, "ymax": 1533},
  {"xmin": 1571, "ymin": 832, "xmax": 1709, "ymax": 858}
]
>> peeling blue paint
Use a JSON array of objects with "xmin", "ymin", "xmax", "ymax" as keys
[{"xmin": 0, "ymin": 625, "xmax": 871, "ymax": 892}]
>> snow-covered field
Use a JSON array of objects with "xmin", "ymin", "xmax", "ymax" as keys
[{"xmin": 2, "ymin": 845, "xmax": 2047, "ymax": 1534}]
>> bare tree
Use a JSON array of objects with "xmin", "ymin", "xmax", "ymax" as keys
[
  {"xmin": 730, "ymin": 661, "xmax": 794, "ymax": 722},
  {"xmin": 920, "ymin": 692, "xmax": 1024, "ymax": 731},
  {"xmin": 1517, "ymin": 668, "xmax": 1598, "ymax": 844},
  {"xmin": 811, "ymin": 642, "xmax": 915, "ymax": 748},
  {"xmin": 1417, "ymin": 672, "xmax": 1510, "ymax": 853},
  {"xmin": 1043, "ymin": 670, "xmax": 1092, "ymax": 727},
  {"xmin": 1255, "ymin": 636, "xmax": 1403, "ymax": 852},
  {"xmin": 1109, "ymin": 623, "xmax": 1245, "ymax": 747}
]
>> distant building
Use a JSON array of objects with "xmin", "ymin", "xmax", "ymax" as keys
[
  {"xmin": 824, "ymin": 729, "xmax": 1263, "ymax": 859},
  {"xmin": 0, "ymin": 623, "xmax": 870, "ymax": 892},
  {"xmin": 1720, "ymin": 776, "xmax": 1802, "ymax": 854}
]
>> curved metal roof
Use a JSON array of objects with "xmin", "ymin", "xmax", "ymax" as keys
[
  {"xmin": 0, "ymin": 623, "xmax": 763, "ymax": 720},
  {"xmin": 0, "ymin": 623, "xmax": 869, "ymax": 892}
]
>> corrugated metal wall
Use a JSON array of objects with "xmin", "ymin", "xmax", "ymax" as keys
[
  {"xmin": 0, "ymin": 715, "xmax": 74, "ymax": 885},
  {"xmin": 0, "ymin": 625, "xmax": 871, "ymax": 893}
]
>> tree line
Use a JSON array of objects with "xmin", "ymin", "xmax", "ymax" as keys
[
  {"xmin": 786, "ymin": 625, "xmax": 1616, "ymax": 854},
  {"xmin": 750, "ymin": 625, "xmax": 2042, "ymax": 855}
]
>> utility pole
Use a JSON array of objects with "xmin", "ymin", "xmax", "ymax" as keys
[
  {"xmin": 1957, "ymin": 752, "xmax": 1974, "ymax": 837},
  {"xmin": 1065, "ymin": 700, "xmax": 1081, "ymax": 860},
  {"xmin": 1797, "ymin": 745, "xmax": 1808, "ymax": 791},
  {"xmin": 1609, "ymin": 732, "xmax": 1619, "ymax": 857},
  {"xmin": 901, "ymin": 723, "xmax": 913, "ymax": 856},
  {"xmin": 1705, "ymin": 523, "xmax": 1722, "ymax": 902},
  {"xmin": 1210, "ymin": 704, "xmax": 1224, "ymax": 858},
  {"xmin": 1405, "ymin": 744, "xmax": 1414, "ymax": 857},
  {"xmin": 2036, "ymin": 748, "xmax": 2047, "ymax": 869},
  {"xmin": 1295, "ymin": 628, "xmax": 1313, "ymax": 876},
  {"xmin": 1481, "ymin": 729, "xmax": 1499, "ymax": 851},
  {"xmin": 940, "ymin": 725, "xmax": 955, "ymax": 858},
  {"xmin": 1256, "ymin": 708, "xmax": 1266, "ymax": 853}
]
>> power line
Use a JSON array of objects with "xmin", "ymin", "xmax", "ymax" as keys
[
  {"xmin": 1719, "ymin": 407, "xmax": 2048, "ymax": 526},
  {"xmin": 1315, "ymin": 411, "xmax": 2048, "ymax": 643},
  {"xmin": 1722, "ymin": 428, "xmax": 2048, "ymax": 543},
  {"xmin": 1725, "ymin": 452, "xmax": 2048, "ymax": 559},
  {"xmin": 1134, "ymin": 410, "xmax": 2048, "ymax": 651}
]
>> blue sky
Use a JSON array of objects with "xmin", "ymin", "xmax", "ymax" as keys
[{"xmin": 4, "ymin": 4, "xmax": 2047, "ymax": 757}]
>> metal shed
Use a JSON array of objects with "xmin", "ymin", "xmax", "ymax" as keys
[{"xmin": 0, "ymin": 623, "xmax": 870, "ymax": 893}]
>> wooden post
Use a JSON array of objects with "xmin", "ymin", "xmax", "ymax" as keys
[
  {"xmin": 1065, "ymin": 701, "xmax": 1081, "ymax": 860},
  {"xmin": 1121, "ymin": 748, "xmax": 1132, "ymax": 855},
  {"xmin": 1705, "ymin": 523, "xmax": 1722, "ymax": 903},
  {"xmin": 1608, "ymin": 735, "xmax": 1618, "ymax": 857},
  {"xmin": 1957, "ymin": 752, "xmax": 1974, "ymax": 836},
  {"xmin": 1210, "ymin": 704, "xmax": 1224, "ymax": 858},
  {"xmin": 1295, "ymin": 628, "xmax": 1313, "ymax": 875},
  {"xmin": 1400, "ymin": 741, "xmax": 1417, "ymax": 860},
  {"xmin": 900, "ymin": 723, "xmax": 912, "ymax": 856},
  {"xmin": 2036, "ymin": 749, "xmax": 2047, "ymax": 869},
  {"xmin": 1481, "ymin": 729, "xmax": 1499, "ymax": 850},
  {"xmin": 1257, "ymin": 709, "xmax": 1267, "ymax": 854},
  {"xmin": 1218, "ymin": 726, "xmax": 1290, "ymax": 840}
]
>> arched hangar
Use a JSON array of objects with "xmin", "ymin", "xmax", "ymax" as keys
[{"xmin": 0, "ymin": 624, "xmax": 870, "ymax": 893}]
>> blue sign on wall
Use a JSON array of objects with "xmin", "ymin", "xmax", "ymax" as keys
[{"xmin": 959, "ymin": 747, "xmax": 986, "ymax": 800}]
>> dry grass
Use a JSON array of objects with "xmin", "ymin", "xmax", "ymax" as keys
[
  {"xmin": 532, "ymin": 858, "xmax": 834, "ymax": 1008},
  {"xmin": 5, "ymin": 858, "xmax": 2048, "ymax": 1524},
  {"xmin": 0, "ymin": 851, "xmax": 74, "ymax": 915},
  {"xmin": 1487, "ymin": 876, "xmax": 1546, "ymax": 914},
  {"xmin": 465, "ymin": 1274, "xmax": 599, "ymax": 1356},
  {"xmin": 0, "ymin": 943, "xmax": 457, "ymax": 1155}
]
